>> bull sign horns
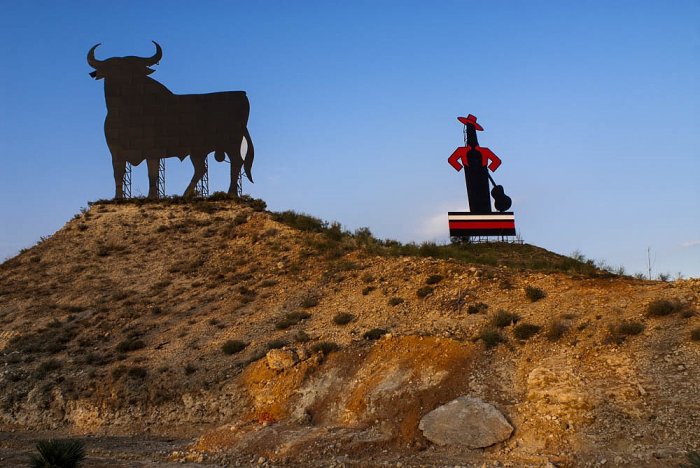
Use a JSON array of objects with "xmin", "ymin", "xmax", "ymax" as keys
[{"xmin": 87, "ymin": 41, "xmax": 254, "ymax": 199}]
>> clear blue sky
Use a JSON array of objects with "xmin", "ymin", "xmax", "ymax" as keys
[{"xmin": 1, "ymin": 1, "xmax": 698, "ymax": 278}]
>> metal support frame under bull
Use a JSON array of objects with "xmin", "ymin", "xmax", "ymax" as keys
[
  {"xmin": 451, "ymin": 234, "xmax": 523, "ymax": 245},
  {"xmin": 158, "ymin": 159, "xmax": 166, "ymax": 198},
  {"xmin": 236, "ymin": 170, "xmax": 243, "ymax": 197},
  {"xmin": 196, "ymin": 158, "xmax": 209, "ymax": 198},
  {"xmin": 122, "ymin": 163, "xmax": 133, "ymax": 199}
]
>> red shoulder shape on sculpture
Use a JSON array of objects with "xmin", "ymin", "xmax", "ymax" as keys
[
  {"xmin": 448, "ymin": 147, "xmax": 467, "ymax": 171},
  {"xmin": 477, "ymin": 147, "xmax": 502, "ymax": 171}
]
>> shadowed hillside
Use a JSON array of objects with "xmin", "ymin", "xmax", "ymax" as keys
[{"xmin": 0, "ymin": 196, "xmax": 698, "ymax": 466}]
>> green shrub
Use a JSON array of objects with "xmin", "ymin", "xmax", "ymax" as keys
[
  {"xmin": 111, "ymin": 366, "xmax": 127, "ymax": 379},
  {"xmin": 607, "ymin": 321, "xmax": 645, "ymax": 344},
  {"xmin": 493, "ymin": 310, "xmax": 520, "ymax": 328},
  {"xmin": 416, "ymin": 286, "xmax": 434, "ymax": 298},
  {"xmin": 184, "ymin": 363, "xmax": 197, "ymax": 375},
  {"xmin": 333, "ymin": 312, "xmax": 355, "ymax": 325},
  {"xmin": 272, "ymin": 210, "xmax": 327, "ymax": 233},
  {"xmin": 682, "ymin": 450, "xmax": 700, "ymax": 468},
  {"xmin": 524, "ymin": 286, "xmax": 546, "ymax": 302},
  {"xmin": 617, "ymin": 321, "xmax": 644, "ymax": 336},
  {"xmin": 425, "ymin": 274, "xmax": 443, "ymax": 285},
  {"xmin": 267, "ymin": 339, "xmax": 288, "ymax": 350},
  {"xmin": 35, "ymin": 359, "xmax": 62, "ymax": 378},
  {"xmin": 207, "ymin": 191, "xmax": 234, "ymax": 201},
  {"xmin": 310, "ymin": 341, "xmax": 340, "ymax": 354},
  {"xmin": 691, "ymin": 328, "xmax": 700, "ymax": 341},
  {"xmin": 647, "ymin": 299, "xmax": 682, "ymax": 317},
  {"xmin": 499, "ymin": 277, "xmax": 514, "ymax": 290},
  {"xmin": 239, "ymin": 195, "xmax": 267, "ymax": 211},
  {"xmin": 546, "ymin": 320, "xmax": 568, "ymax": 341},
  {"xmin": 467, "ymin": 302, "xmax": 488, "ymax": 314},
  {"xmin": 300, "ymin": 293, "xmax": 320, "ymax": 308},
  {"xmin": 276, "ymin": 311, "xmax": 311, "ymax": 329},
  {"xmin": 388, "ymin": 297, "xmax": 404, "ymax": 306},
  {"xmin": 127, "ymin": 366, "xmax": 147, "ymax": 379},
  {"xmin": 294, "ymin": 330, "xmax": 311, "ymax": 343},
  {"xmin": 363, "ymin": 328, "xmax": 387, "ymax": 340},
  {"xmin": 362, "ymin": 286, "xmax": 376, "ymax": 295},
  {"xmin": 361, "ymin": 273, "xmax": 375, "ymax": 283},
  {"xmin": 221, "ymin": 340, "xmax": 247, "ymax": 355},
  {"xmin": 275, "ymin": 318, "xmax": 294, "ymax": 330},
  {"xmin": 29, "ymin": 439, "xmax": 85, "ymax": 468},
  {"xmin": 233, "ymin": 212, "xmax": 248, "ymax": 225},
  {"xmin": 681, "ymin": 309, "xmax": 696, "ymax": 318},
  {"xmin": 116, "ymin": 339, "xmax": 145, "ymax": 353},
  {"xmin": 239, "ymin": 285, "xmax": 256, "ymax": 297},
  {"xmin": 479, "ymin": 329, "xmax": 503, "ymax": 349},
  {"xmin": 513, "ymin": 323, "xmax": 542, "ymax": 340},
  {"xmin": 418, "ymin": 242, "xmax": 440, "ymax": 257}
]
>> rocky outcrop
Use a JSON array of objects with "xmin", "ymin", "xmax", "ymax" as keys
[{"xmin": 418, "ymin": 396, "xmax": 513, "ymax": 448}]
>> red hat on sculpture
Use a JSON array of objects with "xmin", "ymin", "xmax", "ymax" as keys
[{"xmin": 457, "ymin": 114, "xmax": 483, "ymax": 131}]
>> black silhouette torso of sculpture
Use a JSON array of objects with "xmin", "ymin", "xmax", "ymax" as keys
[
  {"xmin": 448, "ymin": 115, "xmax": 511, "ymax": 213},
  {"xmin": 87, "ymin": 41, "xmax": 253, "ymax": 198}
]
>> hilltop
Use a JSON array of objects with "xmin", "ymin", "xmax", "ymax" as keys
[{"xmin": 0, "ymin": 196, "xmax": 698, "ymax": 467}]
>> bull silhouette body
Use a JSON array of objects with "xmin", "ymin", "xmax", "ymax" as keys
[{"xmin": 87, "ymin": 41, "xmax": 253, "ymax": 198}]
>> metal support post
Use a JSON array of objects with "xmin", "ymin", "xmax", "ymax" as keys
[
  {"xmin": 123, "ymin": 163, "xmax": 132, "ymax": 198},
  {"xmin": 158, "ymin": 159, "xmax": 166, "ymax": 198},
  {"xmin": 196, "ymin": 157, "xmax": 209, "ymax": 197}
]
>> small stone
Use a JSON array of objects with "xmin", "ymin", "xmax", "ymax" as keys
[{"xmin": 257, "ymin": 456, "xmax": 266, "ymax": 464}]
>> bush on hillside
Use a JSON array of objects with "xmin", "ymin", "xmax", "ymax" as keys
[
  {"xmin": 513, "ymin": 323, "xmax": 542, "ymax": 340},
  {"xmin": 363, "ymin": 328, "xmax": 387, "ymax": 340},
  {"xmin": 546, "ymin": 320, "xmax": 569, "ymax": 341},
  {"xmin": 300, "ymin": 292, "xmax": 321, "ymax": 308},
  {"xmin": 524, "ymin": 285, "xmax": 546, "ymax": 302},
  {"xmin": 29, "ymin": 439, "xmax": 85, "ymax": 468},
  {"xmin": 425, "ymin": 274, "xmax": 443, "ymax": 285},
  {"xmin": 647, "ymin": 299, "xmax": 682, "ymax": 317},
  {"xmin": 116, "ymin": 339, "xmax": 145, "ymax": 353},
  {"xmin": 493, "ymin": 310, "xmax": 520, "ymax": 328},
  {"xmin": 310, "ymin": 341, "xmax": 340, "ymax": 355},
  {"xmin": 333, "ymin": 312, "xmax": 354, "ymax": 325},
  {"xmin": 467, "ymin": 302, "xmax": 488, "ymax": 314},
  {"xmin": 478, "ymin": 328, "xmax": 503, "ymax": 349},
  {"xmin": 221, "ymin": 340, "xmax": 247, "ymax": 355},
  {"xmin": 388, "ymin": 297, "xmax": 404, "ymax": 306},
  {"xmin": 681, "ymin": 450, "xmax": 700, "ymax": 468},
  {"xmin": 607, "ymin": 321, "xmax": 645, "ymax": 344}
]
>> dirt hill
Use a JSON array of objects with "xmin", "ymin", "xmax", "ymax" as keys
[{"xmin": 0, "ymin": 196, "xmax": 698, "ymax": 467}]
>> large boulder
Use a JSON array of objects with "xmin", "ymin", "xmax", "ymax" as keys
[
  {"xmin": 266, "ymin": 348, "xmax": 298, "ymax": 371},
  {"xmin": 419, "ymin": 396, "xmax": 513, "ymax": 448}
]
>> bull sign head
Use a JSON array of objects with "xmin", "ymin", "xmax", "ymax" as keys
[
  {"xmin": 87, "ymin": 41, "xmax": 254, "ymax": 199},
  {"xmin": 87, "ymin": 41, "xmax": 162, "ymax": 80}
]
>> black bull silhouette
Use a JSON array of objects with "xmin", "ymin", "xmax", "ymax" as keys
[{"xmin": 87, "ymin": 41, "xmax": 253, "ymax": 198}]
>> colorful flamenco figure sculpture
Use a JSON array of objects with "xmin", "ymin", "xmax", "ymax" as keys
[{"xmin": 447, "ymin": 114, "xmax": 516, "ymax": 239}]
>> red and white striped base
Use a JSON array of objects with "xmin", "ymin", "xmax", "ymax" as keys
[{"xmin": 448, "ymin": 212, "xmax": 516, "ymax": 237}]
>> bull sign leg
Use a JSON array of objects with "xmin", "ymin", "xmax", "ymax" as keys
[
  {"xmin": 227, "ymin": 134, "xmax": 245, "ymax": 196},
  {"xmin": 184, "ymin": 154, "xmax": 207, "ymax": 197},
  {"xmin": 112, "ymin": 158, "xmax": 126, "ymax": 199},
  {"xmin": 228, "ymin": 155, "xmax": 243, "ymax": 196},
  {"xmin": 146, "ymin": 158, "xmax": 160, "ymax": 199}
]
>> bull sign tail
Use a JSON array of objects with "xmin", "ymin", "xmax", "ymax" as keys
[{"xmin": 243, "ymin": 127, "xmax": 254, "ymax": 183}]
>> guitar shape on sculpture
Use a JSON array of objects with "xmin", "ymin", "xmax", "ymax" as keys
[{"xmin": 487, "ymin": 173, "xmax": 512, "ymax": 212}]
